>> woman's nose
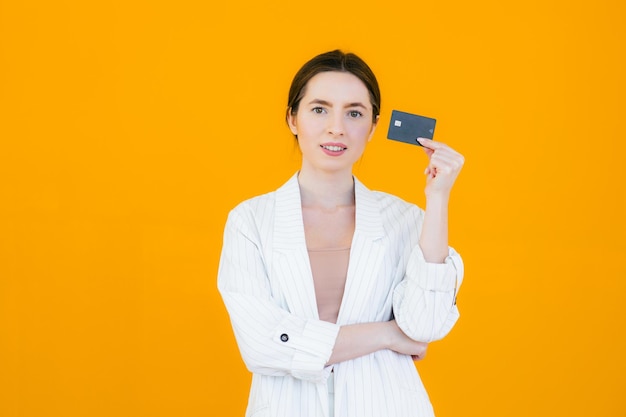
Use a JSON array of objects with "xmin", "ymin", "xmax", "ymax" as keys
[{"xmin": 327, "ymin": 112, "xmax": 345, "ymax": 136}]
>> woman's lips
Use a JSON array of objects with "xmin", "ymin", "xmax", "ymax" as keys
[{"xmin": 320, "ymin": 143, "xmax": 347, "ymax": 156}]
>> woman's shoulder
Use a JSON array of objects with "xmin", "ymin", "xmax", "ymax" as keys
[
  {"xmin": 375, "ymin": 190, "xmax": 423, "ymax": 221},
  {"xmin": 356, "ymin": 178, "xmax": 422, "ymax": 214},
  {"xmin": 372, "ymin": 189, "xmax": 413, "ymax": 207},
  {"xmin": 229, "ymin": 189, "xmax": 277, "ymax": 219},
  {"xmin": 232, "ymin": 173, "xmax": 299, "ymax": 213},
  {"xmin": 224, "ymin": 175, "xmax": 300, "ymax": 239}
]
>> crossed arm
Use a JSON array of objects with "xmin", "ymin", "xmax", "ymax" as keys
[{"xmin": 328, "ymin": 139, "xmax": 464, "ymax": 365}]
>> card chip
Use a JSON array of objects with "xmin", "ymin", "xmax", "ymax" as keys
[{"xmin": 394, "ymin": 120, "xmax": 402, "ymax": 127}]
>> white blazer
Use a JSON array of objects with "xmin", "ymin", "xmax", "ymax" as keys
[{"xmin": 218, "ymin": 174, "xmax": 463, "ymax": 417}]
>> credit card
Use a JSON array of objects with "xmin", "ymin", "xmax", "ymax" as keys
[{"xmin": 387, "ymin": 110, "xmax": 436, "ymax": 146}]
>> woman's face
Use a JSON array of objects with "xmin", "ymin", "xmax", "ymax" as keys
[{"xmin": 287, "ymin": 71, "xmax": 378, "ymax": 175}]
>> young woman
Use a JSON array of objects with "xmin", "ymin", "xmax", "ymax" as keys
[{"xmin": 218, "ymin": 50, "xmax": 464, "ymax": 417}]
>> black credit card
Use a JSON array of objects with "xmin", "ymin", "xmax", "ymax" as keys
[{"xmin": 387, "ymin": 110, "xmax": 436, "ymax": 146}]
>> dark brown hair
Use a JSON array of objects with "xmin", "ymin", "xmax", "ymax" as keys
[{"xmin": 286, "ymin": 50, "xmax": 381, "ymax": 131}]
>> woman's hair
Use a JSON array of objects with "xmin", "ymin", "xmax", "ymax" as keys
[{"xmin": 286, "ymin": 50, "xmax": 381, "ymax": 130}]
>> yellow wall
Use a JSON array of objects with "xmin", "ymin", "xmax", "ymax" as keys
[{"xmin": 1, "ymin": 0, "xmax": 624, "ymax": 416}]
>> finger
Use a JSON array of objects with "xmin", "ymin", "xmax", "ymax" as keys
[
  {"xmin": 429, "ymin": 149, "xmax": 465, "ymax": 167},
  {"xmin": 427, "ymin": 160, "xmax": 453, "ymax": 178},
  {"xmin": 411, "ymin": 347, "xmax": 427, "ymax": 360},
  {"xmin": 418, "ymin": 139, "xmax": 465, "ymax": 166},
  {"xmin": 424, "ymin": 145, "xmax": 463, "ymax": 162},
  {"xmin": 429, "ymin": 156, "xmax": 464, "ymax": 176},
  {"xmin": 429, "ymin": 152, "xmax": 460, "ymax": 168},
  {"xmin": 417, "ymin": 138, "xmax": 450, "ymax": 151}
]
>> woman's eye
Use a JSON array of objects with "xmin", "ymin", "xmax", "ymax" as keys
[
  {"xmin": 348, "ymin": 110, "xmax": 363, "ymax": 118},
  {"xmin": 312, "ymin": 107, "xmax": 325, "ymax": 114}
]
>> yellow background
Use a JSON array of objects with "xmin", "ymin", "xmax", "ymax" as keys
[{"xmin": 1, "ymin": 0, "xmax": 625, "ymax": 416}]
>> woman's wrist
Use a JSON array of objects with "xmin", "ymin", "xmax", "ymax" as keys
[
  {"xmin": 382, "ymin": 320, "xmax": 398, "ymax": 350},
  {"xmin": 424, "ymin": 191, "xmax": 450, "ymax": 207}
]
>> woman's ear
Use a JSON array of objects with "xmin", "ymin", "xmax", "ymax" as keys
[
  {"xmin": 368, "ymin": 115, "xmax": 380, "ymax": 142},
  {"xmin": 286, "ymin": 108, "xmax": 298, "ymax": 136}
]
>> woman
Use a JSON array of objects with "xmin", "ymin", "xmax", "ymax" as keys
[{"xmin": 218, "ymin": 50, "xmax": 464, "ymax": 417}]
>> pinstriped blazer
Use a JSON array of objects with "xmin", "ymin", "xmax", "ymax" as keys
[{"xmin": 218, "ymin": 173, "xmax": 463, "ymax": 417}]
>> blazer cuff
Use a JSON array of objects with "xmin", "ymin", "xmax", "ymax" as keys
[
  {"xmin": 406, "ymin": 245, "xmax": 460, "ymax": 292},
  {"xmin": 273, "ymin": 316, "xmax": 340, "ymax": 380}
]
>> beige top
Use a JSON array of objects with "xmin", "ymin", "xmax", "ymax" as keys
[{"xmin": 307, "ymin": 247, "xmax": 350, "ymax": 324}]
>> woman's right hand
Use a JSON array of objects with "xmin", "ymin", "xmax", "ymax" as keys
[{"xmin": 386, "ymin": 320, "xmax": 428, "ymax": 360}]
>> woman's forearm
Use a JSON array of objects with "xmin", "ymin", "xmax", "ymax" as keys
[
  {"xmin": 416, "ymin": 138, "xmax": 464, "ymax": 263},
  {"xmin": 327, "ymin": 322, "xmax": 390, "ymax": 365},
  {"xmin": 327, "ymin": 320, "xmax": 427, "ymax": 365},
  {"xmin": 419, "ymin": 193, "xmax": 449, "ymax": 263}
]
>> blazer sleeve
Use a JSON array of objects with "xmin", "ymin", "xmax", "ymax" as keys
[
  {"xmin": 217, "ymin": 207, "xmax": 340, "ymax": 383},
  {"xmin": 392, "ymin": 209, "xmax": 464, "ymax": 343}
]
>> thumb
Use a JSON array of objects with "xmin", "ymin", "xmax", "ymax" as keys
[{"xmin": 421, "ymin": 146, "xmax": 434, "ymax": 158}]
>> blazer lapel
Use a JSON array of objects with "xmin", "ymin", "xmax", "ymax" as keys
[
  {"xmin": 337, "ymin": 178, "xmax": 386, "ymax": 325},
  {"xmin": 272, "ymin": 174, "xmax": 319, "ymax": 319}
]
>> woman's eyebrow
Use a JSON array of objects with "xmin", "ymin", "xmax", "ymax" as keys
[
  {"xmin": 307, "ymin": 99, "xmax": 332, "ymax": 106},
  {"xmin": 345, "ymin": 102, "xmax": 367, "ymax": 109},
  {"xmin": 307, "ymin": 99, "xmax": 368, "ymax": 109}
]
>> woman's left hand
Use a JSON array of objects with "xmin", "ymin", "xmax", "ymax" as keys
[{"xmin": 417, "ymin": 138, "xmax": 464, "ymax": 198}]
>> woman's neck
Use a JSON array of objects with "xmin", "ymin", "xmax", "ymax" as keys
[{"xmin": 297, "ymin": 168, "xmax": 355, "ymax": 210}]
